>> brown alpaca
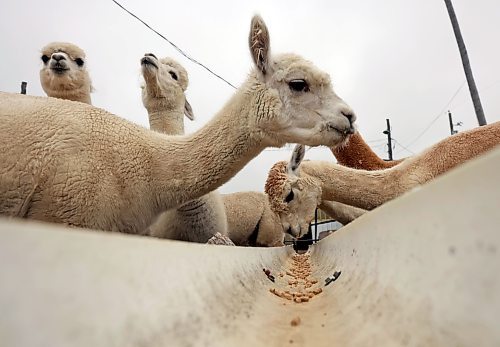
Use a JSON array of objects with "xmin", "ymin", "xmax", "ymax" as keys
[
  {"xmin": 0, "ymin": 15, "xmax": 355, "ymax": 234},
  {"xmin": 265, "ymin": 122, "xmax": 500, "ymax": 238}
]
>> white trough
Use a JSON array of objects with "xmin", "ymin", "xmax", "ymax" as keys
[{"xmin": 1, "ymin": 147, "xmax": 499, "ymax": 346}]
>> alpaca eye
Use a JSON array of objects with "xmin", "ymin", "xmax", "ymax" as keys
[
  {"xmin": 41, "ymin": 55, "xmax": 50, "ymax": 64},
  {"xmin": 75, "ymin": 58, "xmax": 84, "ymax": 67},
  {"xmin": 288, "ymin": 79, "xmax": 309, "ymax": 92},
  {"xmin": 285, "ymin": 190, "xmax": 294, "ymax": 203},
  {"xmin": 169, "ymin": 71, "xmax": 178, "ymax": 81}
]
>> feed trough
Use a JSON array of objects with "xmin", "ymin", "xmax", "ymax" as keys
[{"xmin": 1, "ymin": 147, "xmax": 499, "ymax": 346}]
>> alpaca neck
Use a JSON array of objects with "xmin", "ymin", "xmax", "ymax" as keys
[
  {"xmin": 305, "ymin": 122, "xmax": 500, "ymax": 210},
  {"xmin": 301, "ymin": 161, "xmax": 402, "ymax": 210},
  {"xmin": 415, "ymin": 122, "xmax": 500, "ymax": 177},
  {"xmin": 331, "ymin": 132, "xmax": 400, "ymax": 170},
  {"xmin": 149, "ymin": 78, "xmax": 273, "ymax": 211},
  {"xmin": 147, "ymin": 100, "xmax": 211, "ymax": 217},
  {"xmin": 148, "ymin": 108, "xmax": 185, "ymax": 135}
]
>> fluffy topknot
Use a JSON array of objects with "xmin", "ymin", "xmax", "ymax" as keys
[
  {"xmin": 41, "ymin": 42, "xmax": 86, "ymax": 61},
  {"xmin": 264, "ymin": 161, "xmax": 289, "ymax": 213}
]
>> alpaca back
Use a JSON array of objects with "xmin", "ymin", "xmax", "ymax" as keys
[{"xmin": 0, "ymin": 93, "xmax": 164, "ymax": 232}]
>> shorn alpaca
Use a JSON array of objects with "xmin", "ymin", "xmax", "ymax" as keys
[
  {"xmin": 223, "ymin": 191, "xmax": 284, "ymax": 247},
  {"xmin": 140, "ymin": 53, "xmax": 228, "ymax": 243},
  {"xmin": 39, "ymin": 42, "xmax": 93, "ymax": 104},
  {"xmin": 332, "ymin": 131, "xmax": 404, "ymax": 170},
  {"xmin": 265, "ymin": 122, "xmax": 500, "ymax": 237},
  {"xmin": 0, "ymin": 15, "xmax": 355, "ymax": 233}
]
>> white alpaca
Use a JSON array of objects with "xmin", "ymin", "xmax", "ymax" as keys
[
  {"xmin": 0, "ymin": 15, "xmax": 355, "ymax": 233},
  {"xmin": 265, "ymin": 122, "xmax": 500, "ymax": 237},
  {"xmin": 140, "ymin": 53, "xmax": 227, "ymax": 242},
  {"xmin": 140, "ymin": 54, "xmax": 194, "ymax": 132},
  {"xmin": 39, "ymin": 42, "xmax": 93, "ymax": 104},
  {"xmin": 223, "ymin": 192, "xmax": 284, "ymax": 247}
]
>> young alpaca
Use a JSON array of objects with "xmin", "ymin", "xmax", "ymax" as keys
[
  {"xmin": 265, "ymin": 122, "xmax": 500, "ymax": 237},
  {"xmin": 39, "ymin": 42, "xmax": 93, "ymax": 104},
  {"xmin": 223, "ymin": 191, "xmax": 284, "ymax": 247},
  {"xmin": 140, "ymin": 53, "xmax": 227, "ymax": 243},
  {"xmin": 332, "ymin": 131, "xmax": 404, "ymax": 170},
  {"xmin": 0, "ymin": 15, "xmax": 355, "ymax": 234}
]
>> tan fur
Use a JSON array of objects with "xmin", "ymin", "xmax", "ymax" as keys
[
  {"xmin": 0, "ymin": 15, "xmax": 355, "ymax": 233},
  {"xmin": 266, "ymin": 122, "xmax": 500, "ymax": 236},
  {"xmin": 140, "ymin": 54, "xmax": 227, "ymax": 242},
  {"xmin": 148, "ymin": 193, "xmax": 227, "ymax": 243},
  {"xmin": 265, "ymin": 161, "xmax": 290, "ymax": 214},
  {"xmin": 39, "ymin": 42, "xmax": 93, "ymax": 104},
  {"xmin": 223, "ymin": 192, "xmax": 284, "ymax": 247},
  {"xmin": 332, "ymin": 131, "xmax": 404, "ymax": 169}
]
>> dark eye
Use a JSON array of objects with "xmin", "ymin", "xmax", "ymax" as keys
[
  {"xmin": 75, "ymin": 58, "xmax": 84, "ymax": 67},
  {"xmin": 284, "ymin": 190, "xmax": 294, "ymax": 203},
  {"xmin": 41, "ymin": 55, "xmax": 49, "ymax": 64},
  {"xmin": 169, "ymin": 71, "xmax": 178, "ymax": 80},
  {"xmin": 288, "ymin": 79, "xmax": 309, "ymax": 92}
]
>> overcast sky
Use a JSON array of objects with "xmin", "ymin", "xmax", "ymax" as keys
[{"xmin": 2, "ymin": 0, "xmax": 499, "ymax": 193}]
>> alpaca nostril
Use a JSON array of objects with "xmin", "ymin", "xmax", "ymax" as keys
[
  {"xmin": 342, "ymin": 111, "xmax": 356, "ymax": 126},
  {"xmin": 145, "ymin": 53, "xmax": 157, "ymax": 59},
  {"xmin": 52, "ymin": 53, "xmax": 65, "ymax": 61}
]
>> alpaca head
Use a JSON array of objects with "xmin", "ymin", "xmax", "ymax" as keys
[
  {"xmin": 39, "ymin": 42, "xmax": 93, "ymax": 104},
  {"xmin": 141, "ymin": 54, "xmax": 194, "ymax": 120},
  {"xmin": 265, "ymin": 144, "xmax": 321, "ymax": 239},
  {"xmin": 248, "ymin": 15, "xmax": 356, "ymax": 148}
]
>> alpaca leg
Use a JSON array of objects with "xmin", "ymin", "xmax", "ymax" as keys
[{"xmin": 319, "ymin": 201, "xmax": 367, "ymax": 225}]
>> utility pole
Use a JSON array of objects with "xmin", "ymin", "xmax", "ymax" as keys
[
  {"xmin": 444, "ymin": 0, "xmax": 487, "ymax": 126},
  {"xmin": 448, "ymin": 110, "xmax": 462, "ymax": 135},
  {"xmin": 20, "ymin": 81, "xmax": 27, "ymax": 95},
  {"xmin": 382, "ymin": 118, "xmax": 393, "ymax": 161}
]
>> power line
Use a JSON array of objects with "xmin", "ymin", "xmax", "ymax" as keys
[
  {"xmin": 444, "ymin": 79, "xmax": 500, "ymax": 112},
  {"xmin": 403, "ymin": 81, "xmax": 466, "ymax": 149},
  {"xmin": 366, "ymin": 138, "xmax": 387, "ymax": 143},
  {"xmin": 392, "ymin": 138, "xmax": 415, "ymax": 155},
  {"xmin": 110, "ymin": 0, "xmax": 237, "ymax": 89},
  {"xmin": 371, "ymin": 143, "xmax": 387, "ymax": 149}
]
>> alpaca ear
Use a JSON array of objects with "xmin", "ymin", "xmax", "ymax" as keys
[
  {"xmin": 184, "ymin": 99, "xmax": 195, "ymax": 121},
  {"xmin": 249, "ymin": 15, "xmax": 271, "ymax": 76},
  {"xmin": 287, "ymin": 144, "xmax": 305, "ymax": 175}
]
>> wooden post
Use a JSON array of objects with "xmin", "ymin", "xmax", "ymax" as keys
[
  {"xmin": 383, "ymin": 118, "xmax": 393, "ymax": 160},
  {"xmin": 444, "ymin": 0, "xmax": 487, "ymax": 125}
]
